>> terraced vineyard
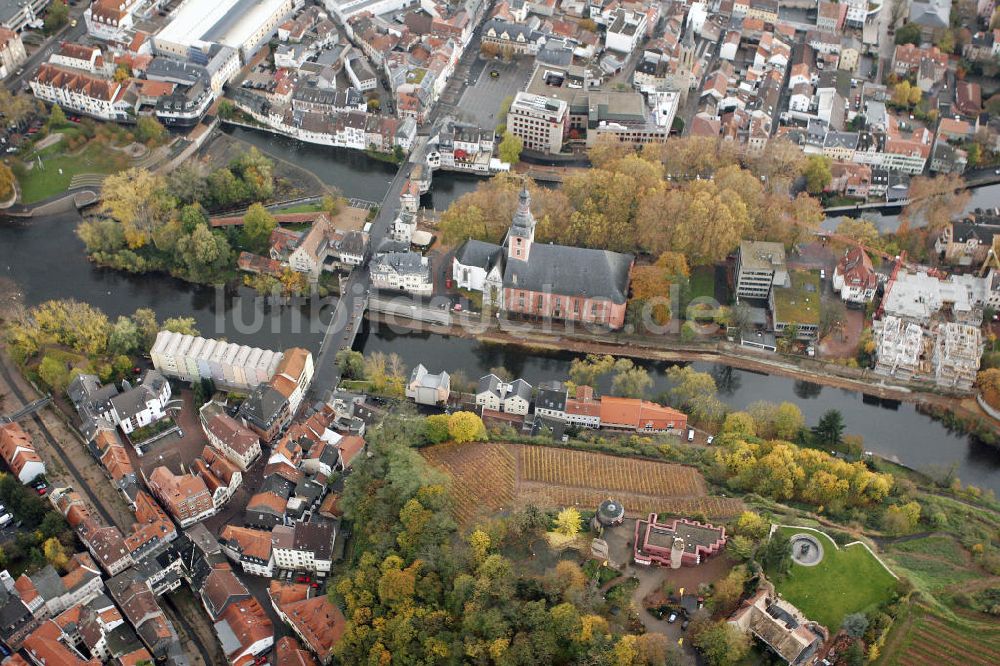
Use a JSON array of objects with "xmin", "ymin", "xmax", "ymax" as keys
[
  {"xmin": 421, "ymin": 442, "xmax": 743, "ymax": 524},
  {"xmin": 887, "ymin": 607, "xmax": 1000, "ymax": 666}
]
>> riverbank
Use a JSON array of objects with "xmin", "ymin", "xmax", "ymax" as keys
[{"xmin": 364, "ymin": 308, "xmax": 1000, "ymax": 435}]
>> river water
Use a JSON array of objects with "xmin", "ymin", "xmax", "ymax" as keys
[{"xmin": 3, "ymin": 128, "xmax": 1000, "ymax": 493}]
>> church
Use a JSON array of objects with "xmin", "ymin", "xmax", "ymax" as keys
[{"xmin": 451, "ymin": 185, "xmax": 634, "ymax": 329}]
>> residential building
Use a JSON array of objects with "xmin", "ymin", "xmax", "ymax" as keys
[
  {"xmin": 67, "ymin": 371, "xmax": 171, "ymax": 438},
  {"xmin": 909, "ymin": 0, "xmax": 951, "ymax": 41},
  {"xmin": 239, "ymin": 384, "xmax": 292, "ymax": 443},
  {"xmin": 270, "ymin": 348, "xmax": 315, "ymax": 415},
  {"xmin": 1, "ymin": 0, "xmax": 49, "ymax": 32},
  {"xmin": 476, "ymin": 375, "xmax": 532, "ymax": 415},
  {"xmin": 147, "ymin": 466, "xmax": 215, "ymax": 528},
  {"xmin": 20, "ymin": 619, "xmax": 99, "ymax": 666},
  {"xmin": 275, "ymin": 636, "xmax": 320, "ymax": 666},
  {"xmin": 832, "ymin": 246, "xmax": 878, "ymax": 305},
  {"xmin": 534, "ymin": 381, "xmax": 568, "ymax": 420},
  {"xmin": 565, "ymin": 385, "xmax": 602, "ymax": 428},
  {"xmin": 84, "ymin": 0, "xmax": 143, "ymax": 42},
  {"xmin": 29, "ymin": 64, "xmax": 130, "ymax": 122},
  {"xmin": 200, "ymin": 402, "xmax": 262, "ymax": 471},
  {"xmin": 882, "ymin": 269, "xmax": 993, "ymax": 326},
  {"xmin": 633, "ymin": 515, "xmax": 727, "ymax": 567},
  {"xmin": 220, "ymin": 526, "xmax": 274, "ymax": 577},
  {"xmin": 16, "ymin": 554, "xmax": 104, "ymax": 619},
  {"xmin": 605, "ymin": 9, "xmax": 646, "ymax": 53},
  {"xmin": 729, "ymin": 584, "xmax": 827, "ymax": 665},
  {"xmin": 370, "ymin": 251, "xmax": 433, "ymax": 295},
  {"xmin": 735, "ymin": 241, "xmax": 787, "ymax": 300},
  {"xmin": 245, "ymin": 490, "xmax": 288, "ymax": 529},
  {"xmin": 955, "ymin": 81, "xmax": 983, "ymax": 119},
  {"xmin": 506, "ymin": 92, "xmax": 568, "ymax": 154},
  {"xmin": 269, "ymin": 583, "xmax": 346, "ymax": 664},
  {"xmin": 599, "ymin": 396, "xmax": 687, "ymax": 433},
  {"xmin": 873, "ymin": 316, "xmax": 925, "ymax": 381},
  {"xmin": 770, "ymin": 270, "xmax": 821, "ymax": 340},
  {"xmin": 0, "ymin": 576, "xmax": 41, "ymax": 650},
  {"xmin": 150, "ymin": 330, "xmax": 285, "ymax": 390},
  {"xmin": 214, "ymin": 597, "xmax": 274, "ymax": 665},
  {"xmin": 451, "ymin": 186, "xmax": 633, "ymax": 329},
  {"xmin": 406, "ymin": 364, "xmax": 451, "ymax": 406},
  {"xmin": 933, "ymin": 323, "xmax": 983, "ymax": 391},
  {"xmin": 935, "ymin": 221, "xmax": 1000, "ymax": 267},
  {"xmin": 104, "ymin": 570, "xmax": 179, "ymax": 661},
  {"xmin": 0, "ymin": 422, "xmax": 45, "ymax": 484},
  {"xmin": 0, "ymin": 27, "xmax": 26, "ymax": 79},
  {"xmin": 270, "ymin": 521, "xmax": 336, "ymax": 573}
]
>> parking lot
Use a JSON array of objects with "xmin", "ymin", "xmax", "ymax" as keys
[{"xmin": 454, "ymin": 58, "xmax": 532, "ymax": 127}]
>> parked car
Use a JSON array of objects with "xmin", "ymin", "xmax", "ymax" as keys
[
  {"xmin": 687, "ymin": 429, "xmax": 695, "ymax": 442},
  {"xmin": 706, "ymin": 435, "xmax": 714, "ymax": 445},
  {"xmin": 0, "ymin": 514, "xmax": 12, "ymax": 528},
  {"xmin": 667, "ymin": 612, "xmax": 678, "ymax": 623}
]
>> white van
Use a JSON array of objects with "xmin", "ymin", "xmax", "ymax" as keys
[
  {"xmin": 687, "ymin": 429, "xmax": 695, "ymax": 442},
  {"xmin": 0, "ymin": 514, "xmax": 12, "ymax": 528}
]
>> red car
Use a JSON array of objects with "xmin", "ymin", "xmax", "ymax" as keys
[
  {"xmin": 295, "ymin": 576, "xmax": 308, "ymax": 583},
  {"xmin": 36, "ymin": 487, "xmax": 47, "ymax": 495},
  {"xmin": 311, "ymin": 582, "xmax": 320, "ymax": 589}
]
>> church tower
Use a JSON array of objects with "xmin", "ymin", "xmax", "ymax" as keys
[{"xmin": 506, "ymin": 183, "xmax": 536, "ymax": 262}]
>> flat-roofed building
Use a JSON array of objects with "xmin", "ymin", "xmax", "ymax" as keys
[
  {"xmin": 506, "ymin": 92, "xmax": 568, "ymax": 154},
  {"xmin": 154, "ymin": 0, "xmax": 295, "ymax": 63},
  {"xmin": 735, "ymin": 241, "xmax": 787, "ymax": 299}
]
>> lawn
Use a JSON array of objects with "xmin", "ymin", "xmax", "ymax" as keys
[
  {"xmin": 768, "ymin": 526, "xmax": 898, "ymax": 631},
  {"xmin": 771, "ymin": 270, "xmax": 820, "ymax": 328},
  {"xmin": 688, "ymin": 266, "xmax": 716, "ymax": 300},
  {"xmin": 276, "ymin": 202, "xmax": 325, "ymax": 214},
  {"xmin": 15, "ymin": 136, "xmax": 131, "ymax": 203},
  {"xmin": 886, "ymin": 535, "xmax": 980, "ymax": 593}
]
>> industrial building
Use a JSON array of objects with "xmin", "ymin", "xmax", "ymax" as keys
[{"xmin": 150, "ymin": 331, "xmax": 284, "ymax": 391}]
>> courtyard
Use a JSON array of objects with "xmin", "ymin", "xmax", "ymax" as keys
[{"xmin": 455, "ymin": 58, "xmax": 532, "ymax": 128}]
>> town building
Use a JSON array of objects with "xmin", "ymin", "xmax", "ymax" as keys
[
  {"xmin": 451, "ymin": 186, "xmax": 633, "ymax": 329},
  {"xmin": 873, "ymin": 316, "xmax": 925, "ymax": 381},
  {"xmin": 200, "ymin": 402, "xmax": 263, "ymax": 471},
  {"xmin": 770, "ymin": 270, "xmax": 821, "ymax": 340},
  {"xmin": 935, "ymin": 221, "xmax": 1000, "ymax": 268},
  {"xmin": 270, "ymin": 348, "xmax": 315, "ymax": 415},
  {"xmin": 881, "ymin": 270, "xmax": 994, "ymax": 326},
  {"xmin": 633, "ymin": 515, "xmax": 727, "ymax": 567},
  {"xmin": 67, "ymin": 371, "xmax": 172, "ymax": 439},
  {"xmin": 0, "ymin": 27, "xmax": 26, "ymax": 79},
  {"xmin": 220, "ymin": 526, "xmax": 274, "ymax": 577},
  {"xmin": 0, "ymin": 422, "xmax": 45, "ymax": 484},
  {"xmin": 0, "ymin": 0, "xmax": 49, "ymax": 32},
  {"xmin": 270, "ymin": 521, "xmax": 336, "ymax": 574},
  {"xmin": 476, "ymin": 375, "xmax": 532, "ymax": 415},
  {"xmin": 832, "ymin": 246, "xmax": 878, "ymax": 305},
  {"xmin": 105, "ymin": 570, "xmax": 180, "ymax": 661},
  {"xmin": 506, "ymin": 92, "xmax": 568, "ymax": 154},
  {"xmin": 15, "ymin": 554, "xmax": 104, "ymax": 619},
  {"xmin": 370, "ymin": 251, "xmax": 433, "ymax": 294},
  {"xmin": 20, "ymin": 619, "xmax": 99, "ymax": 666},
  {"xmin": 599, "ymin": 396, "xmax": 688, "ymax": 433},
  {"xmin": 729, "ymin": 582, "xmax": 827, "ymax": 665},
  {"xmin": 150, "ymin": 331, "xmax": 285, "ymax": 391},
  {"xmin": 29, "ymin": 63, "xmax": 130, "ymax": 122},
  {"xmin": 933, "ymin": 322, "xmax": 983, "ymax": 391},
  {"xmin": 155, "ymin": 0, "xmax": 295, "ymax": 63},
  {"xmin": 239, "ymin": 384, "xmax": 292, "ymax": 443},
  {"xmin": 0, "ymin": 571, "xmax": 41, "ymax": 650},
  {"xmin": 406, "ymin": 364, "xmax": 451, "ymax": 406},
  {"xmin": 269, "ymin": 582, "xmax": 346, "ymax": 664},
  {"xmin": 147, "ymin": 466, "xmax": 216, "ymax": 528},
  {"xmin": 50, "ymin": 488, "xmax": 134, "ymax": 576},
  {"xmin": 83, "ymin": 0, "xmax": 143, "ymax": 42},
  {"xmin": 734, "ymin": 241, "xmax": 787, "ymax": 300},
  {"xmin": 214, "ymin": 596, "xmax": 274, "ymax": 665}
]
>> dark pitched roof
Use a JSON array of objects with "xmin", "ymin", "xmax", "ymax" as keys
[
  {"xmin": 504, "ymin": 244, "xmax": 633, "ymax": 304},
  {"xmin": 454, "ymin": 239, "xmax": 503, "ymax": 269}
]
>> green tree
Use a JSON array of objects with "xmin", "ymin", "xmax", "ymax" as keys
[
  {"xmin": 136, "ymin": 116, "xmax": 167, "ymax": 144},
  {"xmin": 322, "ymin": 193, "xmax": 343, "ymax": 218},
  {"xmin": 161, "ymin": 317, "xmax": 199, "ymax": 336},
  {"xmin": 335, "ymin": 349, "xmax": 366, "ymax": 380},
  {"xmin": 47, "ymin": 103, "xmax": 67, "ymax": 130},
  {"xmin": 44, "ymin": 0, "xmax": 69, "ymax": 33},
  {"xmin": 894, "ymin": 22, "xmax": 921, "ymax": 45},
  {"xmin": 499, "ymin": 131, "xmax": 523, "ymax": 165},
  {"xmin": 883, "ymin": 501, "xmax": 921, "ymax": 535},
  {"xmin": 38, "ymin": 356, "xmax": 70, "ymax": 391},
  {"xmin": 108, "ymin": 316, "xmax": 142, "ymax": 356},
  {"xmin": 842, "ymin": 613, "xmax": 869, "ymax": 638},
  {"xmin": 761, "ymin": 530, "xmax": 791, "ymax": 576},
  {"xmin": 131, "ymin": 308, "xmax": 160, "ymax": 349},
  {"xmin": 424, "ymin": 414, "xmax": 451, "ymax": 444},
  {"xmin": 569, "ymin": 354, "xmax": 616, "ymax": 387},
  {"xmin": 812, "ymin": 410, "xmax": 845, "ymax": 448},
  {"xmin": 722, "ymin": 412, "xmax": 756, "ymax": 438},
  {"xmin": 691, "ymin": 619, "xmax": 751, "ymax": 666},
  {"xmin": 241, "ymin": 203, "xmax": 277, "ymax": 253},
  {"xmin": 447, "ymin": 411, "xmax": 487, "ymax": 443},
  {"xmin": 665, "ymin": 366, "xmax": 726, "ymax": 424},
  {"xmin": 803, "ymin": 155, "xmax": 832, "ymax": 194},
  {"xmin": 610, "ymin": 358, "xmax": 652, "ymax": 398},
  {"xmin": 735, "ymin": 511, "xmax": 770, "ymax": 539},
  {"xmin": 554, "ymin": 507, "xmax": 582, "ymax": 537}
]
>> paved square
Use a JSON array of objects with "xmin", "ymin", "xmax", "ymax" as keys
[{"xmin": 454, "ymin": 58, "xmax": 532, "ymax": 127}]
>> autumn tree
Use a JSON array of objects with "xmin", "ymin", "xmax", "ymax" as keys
[
  {"xmin": 836, "ymin": 216, "xmax": 882, "ymax": 250},
  {"xmin": 735, "ymin": 511, "xmax": 770, "ymax": 539},
  {"xmin": 131, "ymin": 308, "xmax": 160, "ymax": 349},
  {"xmin": 447, "ymin": 412, "xmax": 487, "ymax": 443},
  {"xmin": 883, "ymin": 501, "xmax": 921, "ymax": 535},
  {"xmin": 554, "ymin": 507, "xmax": 582, "ymax": 537},
  {"xmin": 747, "ymin": 401, "xmax": 804, "ymax": 440},
  {"xmin": 569, "ymin": 354, "xmax": 616, "ymax": 387},
  {"xmin": 610, "ymin": 358, "xmax": 652, "ymax": 398},
  {"xmin": 691, "ymin": 619, "xmax": 751, "ymax": 666},
  {"xmin": 136, "ymin": 116, "xmax": 166, "ymax": 144},
  {"xmin": 0, "ymin": 163, "xmax": 15, "ymax": 201},
  {"xmin": 423, "ymin": 414, "xmax": 451, "ymax": 444},
  {"xmin": 43, "ymin": 537, "xmax": 69, "ymax": 570},
  {"xmin": 242, "ymin": 203, "xmax": 277, "ymax": 254},
  {"xmin": 722, "ymin": 412, "xmax": 756, "ymax": 438},
  {"xmin": 901, "ymin": 174, "xmax": 970, "ymax": 233},
  {"xmin": 98, "ymin": 168, "xmax": 174, "ymax": 248},
  {"xmin": 38, "ymin": 356, "xmax": 71, "ymax": 391}
]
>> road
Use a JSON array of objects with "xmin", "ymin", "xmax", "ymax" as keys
[{"xmin": 5, "ymin": 10, "xmax": 89, "ymax": 93}]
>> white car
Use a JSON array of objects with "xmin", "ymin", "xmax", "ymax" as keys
[{"xmin": 687, "ymin": 429, "xmax": 695, "ymax": 442}]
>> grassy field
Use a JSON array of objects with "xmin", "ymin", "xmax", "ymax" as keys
[
  {"xmin": 885, "ymin": 535, "xmax": 981, "ymax": 593},
  {"xmin": 688, "ymin": 266, "xmax": 716, "ymax": 300},
  {"xmin": 16, "ymin": 134, "xmax": 131, "ymax": 203},
  {"xmin": 769, "ymin": 526, "xmax": 897, "ymax": 632},
  {"xmin": 275, "ymin": 201, "xmax": 325, "ymax": 214}
]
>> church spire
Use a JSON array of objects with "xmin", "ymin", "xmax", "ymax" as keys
[{"xmin": 507, "ymin": 181, "xmax": 535, "ymax": 261}]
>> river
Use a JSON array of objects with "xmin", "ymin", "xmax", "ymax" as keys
[{"xmin": 3, "ymin": 129, "xmax": 1000, "ymax": 493}]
